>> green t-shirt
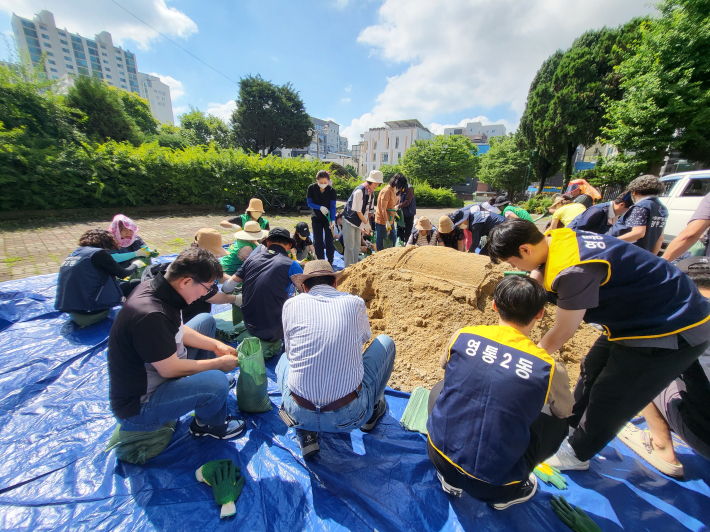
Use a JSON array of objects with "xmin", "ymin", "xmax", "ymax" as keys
[
  {"xmin": 221, "ymin": 240, "xmax": 257, "ymax": 275},
  {"xmin": 231, "ymin": 213, "xmax": 269, "ymax": 230},
  {"xmin": 502, "ymin": 206, "xmax": 533, "ymax": 222}
]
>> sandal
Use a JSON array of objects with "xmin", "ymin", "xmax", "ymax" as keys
[{"xmin": 618, "ymin": 423, "xmax": 684, "ymax": 478}]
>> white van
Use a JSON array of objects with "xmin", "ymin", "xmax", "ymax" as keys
[{"xmin": 659, "ymin": 170, "xmax": 710, "ymax": 244}]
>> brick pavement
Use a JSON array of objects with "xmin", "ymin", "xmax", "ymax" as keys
[{"xmin": 0, "ymin": 208, "xmax": 476, "ymax": 283}]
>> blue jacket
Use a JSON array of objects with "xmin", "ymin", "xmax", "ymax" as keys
[
  {"xmin": 55, "ymin": 247, "xmax": 123, "ymax": 312},
  {"xmin": 467, "ymin": 211, "xmax": 507, "ymax": 253},
  {"xmin": 567, "ymin": 202, "xmax": 613, "ymax": 234},
  {"xmin": 400, "ymin": 185, "xmax": 417, "ymax": 218},
  {"xmin": 427, "ymin": 325, "xmax": 554, "ymax": 486},
  {"xmin": 342, "ymin": 184, "xmax": 372, "ymax": 228},
  {"xmin": 609, "ymin": 197, "xmax": 667, "ymax": 252},
  {"xmin": 544, "ymin": 229, "xmax": 710, "ymax": 340}
]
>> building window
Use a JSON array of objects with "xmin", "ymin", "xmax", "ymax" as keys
[
  {"xmin": 102, "ymin": 52, "xmax": 108, "ymax": 56},
  {"xmin": 103, "ymin": 60, "xmax": 109, "ymax": 64},
  {"xmin": 121, "ymin": 84, "xmax": 127, "ymax": 89},
  {"xmin": 46, "ymin": 52, "xmax": 54, "ymax": 56},
  {"xmin": 50, "ymin": 68, "xmax": 57, "ymax": 72},
  {"xmin": 78, "ymin": 66, "xmax": 89, "ymax": 75},
  {"xmin": 115, "ymin": 56, "xmax": 121, "ymax": 61},
  {"xmin": 86, "ymin": 40, "xmax": 97, "ymax": 49},
  {"xmin": 47, "ymin": 59, "xmax": 56, "ymax": 65},
  {"xmin": 52, "ymin": 75, "xmax": 58, "ymax": 79},
  {"xmin": 62, "ymin": 47, "xmax": 70, "ymax": 53},
  {"xmin": 40, "ymin": 25, "xmax": 47, "ymax": 30},
  {"xmin": 106, "ymin": 74, "xmax": 112, "ymax": 79},
  {"xmin": 119, "ymin": 71, "xmax": 125, "ymax": 75},
  {"xmin": 41, "ymin": 33, "xmax": 50, "ymax": 39},
  {"xmin": 395, "ymin": 137, "xmax": 399, "ymax": 149},
  {"xmin": 60, "ymin": 39, "xmax": 68, "ymax": 45},
  {"xmin": 88, "ymin": 48, "xmax": 99, "ymax": 57},
  {"xmin": 64, "ymin": 56, "xmax": 71, "ymax": 61},
  {"xmin": 43, "ymin": 43, "xmax": 51, "ymax": 48},
  {"xmin": 21, "ymin": 20, "xmax": 36, "ymax": 30},
  {"xmin": 70, "ymin": 35, "xmax": 82, "ymax": 44},
  {"xmin": 120, "ymin": 78, "xmax": 126, "ymax": 82},
  {"xmin": 127, "ymin": 66, "xmax": 136, "ymax": 74},
  {"xmin": 66, "ymin": 64, "xmax": 74, "ymax": 69},
  {"xmin": 76, "ymin": 59, "xmax": 88, "ymax": 67},
  {"xmin": 105, "ymin": 68, "xmax": 110, "ymax": 72},
  {"xmin": 58, "ymin": 31, "xmax": 66, "ymax": 36},
  {"xmin": 382, "ymin": 153, "xmax": 388, "ymax": 163},
  {"xmin": 100, "ymin": 44, "xmax": 106, "ymax": 49},
  {"xmin": 373, "ymin": 141, "xmax": 377, "ymax": 150}
]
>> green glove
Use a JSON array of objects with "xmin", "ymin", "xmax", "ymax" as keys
[
  {"xmin": 550, "ymin": 496, "xmax": 602, "ymax": 532},
  {"xmin": 534, "ymin": 462, "xmax": 567, "ymax": 490},
  {"xmin": 196, "ymin": 459, "xmax": 245, "ymax": 518}
]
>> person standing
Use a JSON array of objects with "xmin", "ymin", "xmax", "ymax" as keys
[
  {"xmin": 663, "ymin": 192, "xmax": 710, "ymax": 262},
  {"xmin": 609, "ymin": 175, "xmax": 668, "ymax": 254},
  {"xmin": 306, "ymin": 170, "xmax": 337, "ymax": 264},
  {"xmin": 397, "ymin": 175, "xmax": 416, "ymax": 242},
  {"xmin": 375, "ymin": 175, "xmax": 400, "ymax": 251},
  {"xmin": 341, "ymin": 171, "xmax": 380, "ymax": 267}
]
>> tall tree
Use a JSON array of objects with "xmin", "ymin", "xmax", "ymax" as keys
[
  {"xmin": 230, "ymin": 75, "xmax": 312, "ymax": 155},
  {"xmin": 179, "ymin": 106, "xmax": 232, "ymax": 148},
  {"xmin": 519, "ymin": 51, "xmax": 565, "ymax": 193},
  {"xmin": 65, "ymin": 76, "xmax": 140, "ymax": 145},
  {"xmin": 604, "ymin": 0, "xmax": 710, "ymax": 173},
  {"xmin": 400, "ymin": 135, "xmax": 478, "ymax": 188},
  {"xmin": 116, "ymin": 89, "xmax": 159, "ymax": 135},
  {"xmin": 477, "ymin": 134, "xmax": 530, "ymax": 197}
]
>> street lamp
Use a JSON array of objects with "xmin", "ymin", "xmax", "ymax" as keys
[{"xmin": 307, "ymin": 125, "xmax": 330, "ymax": 159}]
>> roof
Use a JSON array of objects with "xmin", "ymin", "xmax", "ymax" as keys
[{"xmin": 384, "ymin": 119, "xmax": 431, "ymax": 133}]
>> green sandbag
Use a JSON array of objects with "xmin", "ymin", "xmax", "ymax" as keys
[
  {"xmin": 396, "ymin": 208, "xmax": 405, "ymax": 228},
  {"xmin": 235, "ymin": 329, "xmax": 282, "ymax": 360},
  {"xmin": 400, "ymin": 387, "xmax": 431, "ymax": 435},
  {"xmin": 689, "ymin": 239, "xmax": 707, "ymax": 256},
  {"xmin": 236, "ymin": 337, "xmax": 272, "ymax": 413},
  {"xmin": 105, "ymin": 420, "xmax": 177, "ymax": 464},
  {"xmin": 128, "ymin": 257, "xmax": 151, "ymax": 280},
  {"xmin": 214, "ymin": 309, "xmax": 246, "ymax": 343}
]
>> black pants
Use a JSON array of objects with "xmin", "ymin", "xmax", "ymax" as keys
[
  {"xmin": 401, "ymin": 216, "xmax": 414, "ymax": 243},
  {"xmin": 569, "ymin": 334, "xmax": 708, "ymax": 461},
  {"xmin": 119, "ymin": 279, "xmax": 141, "ymax": 297},
  {"xmin": 311, "ymin": 216, "xmax": 334, "ymax": 263},
  {"xmin": 426, "ymin": 380, "xmax": 568, "ymax": 504}
]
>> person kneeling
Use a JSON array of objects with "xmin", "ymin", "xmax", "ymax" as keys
[
  {"xmin": 276, "ymin": 260, "xmax": 396, "ymax": 459},
  {"xmin": 108, "ymin": 248, "xmax": 245, "ymax": 440},
  {"xmin": 427, "ymin": 275, "xmax": 573, "ymax": 509}
]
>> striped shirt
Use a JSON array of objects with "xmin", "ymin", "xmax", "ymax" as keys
[{"xmin": 282, "ymin": 284, "xmax": 371, "ymax": 405}]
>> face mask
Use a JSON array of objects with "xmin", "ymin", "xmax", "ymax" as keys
[{"xmin": 318, "ymin": 183, "xmax": 327, "ymax": 190}]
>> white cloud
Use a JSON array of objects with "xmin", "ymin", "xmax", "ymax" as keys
[
  {"xmin": 149, "ymin": 72, "xmax": 184, "ymax": 99},
  {"xmin": 340, "ymin": 97, "xmax": 351, "ymax": 103},
  {"xmin": 333, "ymin": 0, "xmax": 351, "ymax": 9},
  {"xmin": 345, "ymin": 84, "xmax": 352, "ymax": 92},
  {"xmin": 341, "ymin": 0, "xmax": 654, "ymax": 143},
  {"xmin": 428, "ymin": 116, "xmax": 516, "ymax": 135},
  {"xmin": 1, "ymin": 0, "xmax": 197, "ymax": 50},
  {"xmin": 172, "ymin": 105, "xmax": 188, "ymax": 118},
  {"xmin": 206, "ymin": 100, "xmax": 236, "ymax": 122}
]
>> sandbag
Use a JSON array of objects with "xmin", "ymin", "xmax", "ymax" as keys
[
  {"xmin": 105, "ymin": 420, "xmax": 177, "ymax": 464},
  {"xmin": 236, "ymin": 337, "xmax": 272, "ymax": 413},
  {"xmin": 400, "ymin": 387, "xmax": 430, "ymax": 435},
  {"xmin": 235, "ymin": 330, "xmax": 282, "ymax": 360}
]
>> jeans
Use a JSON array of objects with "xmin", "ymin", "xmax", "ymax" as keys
[
  {"xmin": 276, "ymin": 335, "xmax": 396, "ymax": 433},
  {"xmin": 375, "ymin": 223, "xmax": 397, "ymax": 251},
  {"xmin": 118, "ymin": 313, "xmax": 230, "ymax": 431},
  {"xmin": 312, "ymin": 216, "xmax": 334, "ymax": 263},
  {"xmin": 342, "ymin": 221, "xmax": 361, "ymax": 268}
]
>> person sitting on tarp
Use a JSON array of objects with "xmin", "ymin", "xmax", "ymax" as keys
[
  {"xmin": 55, "ymin": 229, "xmax": 143, "ymax": 327},
  {"xmin": 221, "ymin": 222, "xmax": 268, "ymax": 276},
  {"xmin": 219, "ymin": 198, "xmax": 270, "ymax": 231},
  {"xmin": 406, "ymin": 216, "xmax": 439, "ymax": 246},
  {"xmin": 108, "ymin": 247, "xmax": 245, "ymax": 440},
  {"xmin": 108, "ymin": 214, "xmax": 155, "ymax": 268},
  {"xmin": 487, "ymin": 219, "xmax": 710, "ymax": 472},
  {"xmin": 618, "ymin": 257, "xmax": 710, "ymax": 477},
  {"xmin": 609, "ymin": 175, "xmax": 668, "ymax": 255},
  {"xmin": 292, "ymin": 222, "xmax": 315, "ymax": 262},
  {"xmin": 566, "ymin": 193, "xmax": 632, "ymax": 235},
  {"xmin": 276, "ymin": 261, "xmax": 396, "ymax": 459},
  {"xmin": 454, "ymin": 209, "xmax": 507, "ymax": 255},
  {"xmin": 436, "ymin": 215, "xmax": 465, "ymax": 251},
  {"xmin": 565, "ymin": 179, "xmax": 601, "ymax": 209},
  {"xmin": 222, "ymin": 228, "xmax": 303, "ymax": 343},
  {"xmin": 547, "ymin": 194, "xmax": 586, "ymax": 231},
  {"xmin": 427, "ymin": 275, "xmax": 573, "ymax": 509}
]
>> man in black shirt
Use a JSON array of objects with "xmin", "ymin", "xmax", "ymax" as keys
[
  {"xmin": 108, "ymin": 248, "xmax": 245, "ymax": 440},
  {"xmin": 306, "ymin": 170, "xmax": 337, "ymax": 264}
]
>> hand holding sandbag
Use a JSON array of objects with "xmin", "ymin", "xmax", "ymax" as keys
[{"xmin": 551, "ymin": 496, "xmax": 602, "ymax": 532}]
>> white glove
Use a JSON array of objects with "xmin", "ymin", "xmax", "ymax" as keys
[
  {"xmin": 222, "ymin": 277, "xmax": 239, "ymax": 294},
  {"xmin": 232, "ymin": 294, "xmax": 243, "ymax": 306},
  {"xmin": 319, "ymin": 206, "xmax": 329, "ymax": 216},
  {"xmin": 135, "ymin": 247, "xmax": 150, "ymax": 258},
  {"xmin": 231, "ymin": 224, "xmax": 240, "ymax": 230}
]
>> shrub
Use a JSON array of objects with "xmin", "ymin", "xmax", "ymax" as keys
[{"xmin": 519, "ymin": 194, "xmax": 556, "ymax": 214}]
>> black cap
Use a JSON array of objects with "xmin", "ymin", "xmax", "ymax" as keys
[
  {"xmin": 295, "ymin": 222, "xmax": 310, "ymax": 238},
  {"xmin": 267, "ymin": 227, "xmax": 296, "ymax": 246}
]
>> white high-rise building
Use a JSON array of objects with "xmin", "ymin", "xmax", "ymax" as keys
[
  {"xmin": 11, "ymin": 10, "xmax": 174, "ymax": 124},
  {"xmin": 443, "ymin": 121, "xmax": 506, "ymax": 144},
  {"xmin": 359, "ymin": 119, "xmax": 434, "ymax": 175}
]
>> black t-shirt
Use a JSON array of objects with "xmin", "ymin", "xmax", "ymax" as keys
[
  {"xmin": 307, "ymin": 183, "xmax": 337, "ymax": 224},
  {"xmin": 107, "ymin": 274, "xmax": 188, "ymax": 419}
]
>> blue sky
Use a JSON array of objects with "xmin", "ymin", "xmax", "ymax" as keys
[{"xmin": 1, "ymin": 0, "xmax": 655, "ymax": 146}]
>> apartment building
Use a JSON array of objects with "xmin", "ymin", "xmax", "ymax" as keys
[
  {"xmin": 443, "ymin": 121, "xmax": 506, "ymax": 143},
  {"xmin": 11, "ymin": 10, "xmax": 174, "ymax": 124},
  {"xmin": 359, "ymin": 119, "xmax": 434, "ymax": 175}
]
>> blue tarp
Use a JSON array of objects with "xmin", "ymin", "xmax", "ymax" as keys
[{"xmin": 0, "ymin": 260, "xmax": 709, "ymax": 531}]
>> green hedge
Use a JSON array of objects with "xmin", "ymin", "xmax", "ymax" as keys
[
  {"xmin": 517, "ymin": 194, "xmax": 556, "ymax": 214},
  {"xmin": 331, "ymin": 175, "xmax": 463, "ymax": 209}
]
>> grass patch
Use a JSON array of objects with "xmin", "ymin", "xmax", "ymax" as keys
[
  {"xmin": 49, "ymin": 252, "xmax": 60, "ymax": 263},
  {"xmin": 3, "ymin": 257, "xmax": 22, "ymax": 265}
]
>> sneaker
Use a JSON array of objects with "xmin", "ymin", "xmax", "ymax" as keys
[
  {"xmin": 437, "ymin": 472, "xmax": 462, "ymax": 497},
  {"xmin": 228, "ymin": 373, "xmax": 236, "ymax": 390},
  {"xmin": 490, "ymin": 474, "xmax": 537, "ymax": 510},
  {"xmin": 296, "ymin": 429, "xmax": 320, "ymax": 459},
  {"xmin": 189, "ymin": 415, "xmax": 245, "ymax": 440},
  {"xmin": 361, "ymin": 397, "xmax": 387, "ymax": 432},
  {"xmin": 546, "ymin": 438, "xmax": 590, "ymax": 471}
]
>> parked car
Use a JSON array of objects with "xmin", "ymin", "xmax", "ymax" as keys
[{"xmin": 659, "ymin": 170, "xmax": 710, "ymax": 244}]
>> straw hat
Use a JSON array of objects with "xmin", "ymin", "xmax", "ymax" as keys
[
  {"xmin": 415, "ymin": 216, "xmax": 433, "ymax": 231},
  {"xmin": 365, "ymin": 170, "xmax": 384, "ymax": 184},
  {"xmin": 234, "ymin": 220, "xmax": 268, "ymax": 242},
  {"xmin": 290, "ymin": 260, "xmax": 343, "ymax": 291},
  {"xmin": 245, "ymin": 198, "xmax": 265, "ymax": 214},
  {"xmin": 438, "ymin": 215, "xmax": 454, "ymax": 234},
  {"xmin": 194, "ymin": 228, "xmax": 227, "ymax": 257}
]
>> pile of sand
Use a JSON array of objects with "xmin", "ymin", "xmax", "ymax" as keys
[{"xmin": 338, "ymin": 246, "xmax": 600, "ymax": 392}]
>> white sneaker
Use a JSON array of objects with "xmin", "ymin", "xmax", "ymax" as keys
[{"xmin": 546, "ymin": 438, "xmax": 590, "ymax": 471}]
